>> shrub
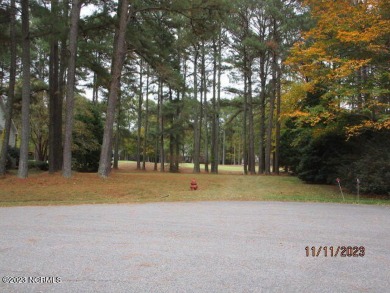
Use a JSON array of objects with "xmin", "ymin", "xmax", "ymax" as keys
[
  {"xmin": 338, "ymin": 132, "xmax": 390, "ymax": 197},
  {"xmin": 72, "ymin": 99, "xmax": 103, "ymax": 172},
  {"xmin": 28, "ymin": 160, "xmax": 49, "ymax": 171},
  {"xmin": 5, "ymin": 146, "xmax": 19, "ymax": 169},
  {"xmin": 296, "ymin": 131, "xmax": 354, "ymax": 184}
]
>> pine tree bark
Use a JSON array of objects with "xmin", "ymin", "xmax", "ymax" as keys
[
  {"xmin": 136, "ymin": 59, "xmax": 143, "ymax": 170},
  {"xmin": 113, "ymin": 127, "xmax": 120, "ymax": 169},
  {"xmin": 98, "ymin": 0, "xmax": 129, "ymax": 177},
  {"xmin": 211, "ymin": 37, "xmax": 218, "ymax": 174},
  {"xmin": 176, "ymin": 55, "xmax": 188, "ymax": 172},
  {"xmin": 18, "ymin": 0, "xmax": 31, "ymax": 178},
  {"xmin": 274, "ymin": 66, "xmax": 281, "ymax": 175},
  {"xmin": 247, "ymin": 58, "xmax": 255, "ymax": 175},
  {"xmin": 242, "ymin": 50, "xmax": 248, "ymax": 175},
  {"xmin": 201, "ymin": 41, "xmax": 209, "ymax": 173},
  {"xmin": 113, "ymin": 97, "xmax": 121, "ymax": 169},
  {"xmin": 92, "ymin": 51, "xmax": 100, "ymax": 103},
  {"xmin": 62, "ymin": 0, "xmax": 82, "ymax": 178},
  {"xmin": 193, "ymin": 47, "xmax": 201, "ymax": 173},
  {"xmin": 158, "ymin": 79, "xmax": 165, "ymax": 172},
  {"xmin": 142, "ymin": 66, "xmax": 150, "ymax": 170},
  {"xmin": 169, "ymin": 88, "xmax": 177, "ymax": 173},
  {"xmin": 174, "ymin": 89, "xmax": 181, "ymax": 172},
  {"xmin": 204, "ymin": 92, "xmax": 209, "ymax": 173},
  {"xmin": 256, "ymin": 11, "xmax": 268, "ymax": 175},
  {"xmin": 215, "ymin": 31, "xmax": 222, "ymax": 172},
  {"xmin": 265, "ymin": 62, "xmax": 276, "ymax": 174},
  {"xmin": 258, "ymin": 56, "xmax": 266, "ymax": 174},
  {"xmin": 265, "ymin": 19, "xmax": 278, "ymax": 175},
  {"xmin": 59, "ymin": 0, "xmax": 68, "ymax": 122},
  {"xmin": 49, "ymin": 0, "xmax": 62, "ymax": 173},
  {"xmin": 0, "ymin": 0, "xmax": 16, "ymax": 176},
  {"xmin": 154, "ymin": 135, "xmax": 158, "ymax": 171},
  {"xmin": 153, "ymin": 135, "xmax": 159, "ymax": 171}
]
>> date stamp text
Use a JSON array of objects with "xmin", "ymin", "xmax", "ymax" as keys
[{"xmin": 305, "ymin": 246, "xmax": 365, "ymax": 257}]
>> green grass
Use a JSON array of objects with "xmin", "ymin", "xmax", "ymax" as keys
[
  {"xmin": 0, "ymin": 161, "xmax": 388, "ymax": 207},
  {"xmin": 179, "ymin": 163, "xmax": 244, "ymax": 173}
]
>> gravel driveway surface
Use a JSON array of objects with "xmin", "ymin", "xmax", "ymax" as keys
[{"xmin": 1, "ymin": 201, "xmax": 389, "ymax": 293}]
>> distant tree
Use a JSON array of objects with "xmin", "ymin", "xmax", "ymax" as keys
[
  {"xmin": 287, "ymin": 0, "xmax": 390, "ymax": 129},
  {"xmin": 0, "ymin": 0, "xmax": 16, "ymax": 176},
  {"xmin": 30, "ymin": 85, "xmax": 49, "ymax": 162},
  {"xmin": 281, "ymin": 0, "xmax": 390, "ymax": 194},
  {"xmin": 340, "ymin": 131, "xmax": 390, "ymax": 196},
  {"xmin": 63, "ymin": 0, "xmax": 82, "ymax": 178},
  {"xmin": 192, "ymin": 45, "xmax": 201, "ymax": 173},
  {"xmin": 210, "ymin": 30, "xmax": 223, "ymax": 174},
  {"xmin": 226, "ymin": 0, "xmax": 257, "ymax": 175},
  {"xmin": 98, "ymin": 0, "xmax": 129, "ymax": 177},
  {"xmin": 73, "ymin": 98, "xmax": 103, "ymax": 172},
  {"xmin": 142, "ymin": 65, "xmax": 150, "ymax": 170},
  {"xmin": 48, "ymin": 0, "xmax": 63, "ymax": 173},
  {"xmin": 18, "ymin": 0, "xmax": 31, "ymax": 178},
  {"xmin": 136, "ymin": 58, "xmax": 143, "ymax": 170}
]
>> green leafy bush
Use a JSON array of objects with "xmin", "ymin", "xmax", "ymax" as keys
[
  {"xmin": 338, "ymin": 132, "xmax": 390, "ymax": 197},
  {"xmin": 28, "ymin": 160, "xmax": 49, "ymax": 171},
  {"xmin": 72, "ymin": 98, "xmax": 103, "ymax": 172},
  {"xmin": 296, "ymin": 131, "xmax": 354, "ymax": 184},
  {"xmin": 5, "ymin": 146, "xmax": 19, "ymax": 169}
]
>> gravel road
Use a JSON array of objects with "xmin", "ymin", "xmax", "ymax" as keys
[{"xmin": 1, "ymin": 201, "xmax": 389, "ymax": 293}]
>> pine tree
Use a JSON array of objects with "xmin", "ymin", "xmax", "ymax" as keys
[
  {"xmin": 18, "ymin": 0, "xmax": 31, "ymax": 178},
  {"xmin": 98, "ymin": 0, "xmax": 129, "ymax": 177},
  {"xmin": 63, "ymin": 0, "xmax": 82, "ymax": 178},
  {"xmin": 0, "ymin": 0, "xmax": 16, "ymax": 176}
]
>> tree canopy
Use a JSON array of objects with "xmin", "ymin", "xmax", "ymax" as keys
[{"xmin": 0, "ymin": 0, "xmax": 388, "ymax": 196}]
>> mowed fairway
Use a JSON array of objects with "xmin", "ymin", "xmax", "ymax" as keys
[{"xmin": 0, "ymin": 162, "xmax": 387, "ymax": 206}]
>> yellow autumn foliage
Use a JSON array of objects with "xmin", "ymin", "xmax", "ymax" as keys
[
  {"xmin": 346, "ymin": 118, "xmax": 390, "ymax": 138},
  {"xmin": 287, "ymin": 0, "xmax": 389, "ymax": 84}
]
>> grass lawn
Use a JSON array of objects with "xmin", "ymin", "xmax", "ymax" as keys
[{"xmin": 0, "ymin": 161, "xmax": 388, "ymax": 206}]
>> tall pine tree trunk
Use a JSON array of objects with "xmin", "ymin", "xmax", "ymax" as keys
[
  {"xmin": 0, "ymin": 0, "xmax": 16, "ymax": 176},
  {"xmin": 175, "ymin": 89, "xmax": 181, "ymax": 172},
  {"xmin": 201, "ymin": 41, "xmax": 209, "ymax": 173},
  {"xmin": 58, "ymin": 0, "xmax": 68, "ymax": 127},
  {"xmin": 169, "ymin": 88, "xmax": 177, "ymax": 173},
  {"xmin": 274, "ymin": 66, "xmax": 281, "ymax": 175},
  {"xmin": 62, "ymin": 0, "xmax": 82, "ymax": 178},
  {"xmin": 49, "ymin": 0, "xmax": 62, "ymax": 173},
  {"xmin": 204, "ymin": 93, "xmax": 209, "ymax": 173},
  {"xmin": 242, "ymin": 51, "xmax": 248, "ymax": 175},
  {"xmin": 136, "ymin": 58, "xmax": 143, "ymax": 170},
  {"xmin": 265, "ymin": 64, "xmax": 276, "ymax": 175},
  {"xmin": 177, "ymin": 55, "xmax": 188, "ymax": 172},
  {"xmin": 98, "ymin": 0, "xmax": 129, "ymax": 177},
  {"xmin": 222, "ymin": 129, "xmax": 226, "ymax": 165},
  {"xmin": 154, "ymin": 135, "xmax": 158, "ymax": 171},
  {"xmin": 215, "ymin": 31, "xmax": 222, "ymax": 172},
  {"xmin": 211, "ymin": 37, "xmax": 218, "ymax": 173},
  {"xmin": 193, "ymin": 48, "xmax": 201, "ymax": 173},
  {"xmin": 258, "ymin": 56, "xmax": 266, "ymax": 174},
  {"xmin": 265, "ymin": 19, "xmax": 278, "ymax": 175},
  {"xmin": 158, "ymin": 79, "xmax": 165, "ymax": 172},
  {"xmin": 113, "ymin": 97, "xmax": 121, "ymax": 169},
  {"xmin": 142, "ymin": 66, "xmax": 150, "ymax": 170},
  {"xmin": 247, "ymin": 58, "xmax": 255, "ymax": 175},
  {"xmin": 92, "ymin": 51, "xmax": 100, "ymax": 103},
  {"xmin": 18, "ymin": 0, "xmax": 31, "ymax": 178}
]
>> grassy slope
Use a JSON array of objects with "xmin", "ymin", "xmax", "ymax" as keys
[{"xmin": 0, "ymin": 162, "xmax": 387, "ymax": 206}]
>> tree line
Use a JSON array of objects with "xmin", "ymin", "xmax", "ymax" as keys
[{"xmin": 0, "ymin": 0, "xmax": 388, "ymax": 195}]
